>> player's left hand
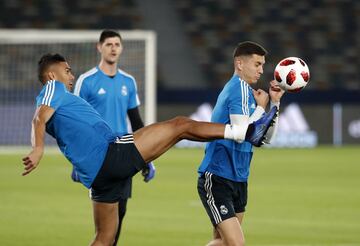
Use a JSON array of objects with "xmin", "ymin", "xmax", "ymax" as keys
[
  {"xmin": 269, "ymin": 80, "xmax": 285, "ymax": 103},
  {"xmin": 22, "ymin": 148, "xmax": 43, "ymax": 176},
  {"xmin": 142, "ymin": 162, "xmax": 156, "ymax": 182}
]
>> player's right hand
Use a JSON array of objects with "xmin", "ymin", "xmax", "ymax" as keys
[
  {"xmin": 22, "ymin": 148, "xmax": 43, "ymax": 176},
  {"xmin": 253, "ymin": 89, "xmax": 269, "ymax": 109}
]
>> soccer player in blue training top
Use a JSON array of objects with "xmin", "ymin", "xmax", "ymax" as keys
[
  {"xmin": 72, "ymin": 29, "xmax": 154, "ymax": 245},
  {"xmin": 197, "ymin": 41, "xmax": 285, "ymax": 246},
  {"xmin": 22, "ymin": 53, "xmax": 277, "ymax": 246}
]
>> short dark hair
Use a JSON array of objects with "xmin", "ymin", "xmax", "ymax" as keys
[
  {"xmin": 233, "ymin": 41, "xmax": 267, "ymax": 58},
  {"xmin": 38, "ymin": 53, "xmax": 66, "ymax": 83},
  {"xmin": 99, "ymin": 29, "xmax": 122, "ymax": 43}
]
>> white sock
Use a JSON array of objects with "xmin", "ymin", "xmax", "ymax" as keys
[{"xmin": 224, "ymin": 124, "xmax": 248, "ymax": 143}]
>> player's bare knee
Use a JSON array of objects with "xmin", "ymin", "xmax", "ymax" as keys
[
  {"xmin": 225, "ymin": 238, "xmax": 245, "ymax": 246},
  {"xmin": 94, "ymin": 231, "xmax": 116, "ymax": 246},
  {"xmin": 94, "ymin": 224, "xmax": 117, "ymax": 246},
  {"xmin": 170, "ymin": 116, "xmax": 193, "ymax": 130},
  {"xmin": 171, "ymin": 116, "xmax": 191, "ymax": 124},
  {"xmin": 206, "ymin": 239, "xmax": 224, "ymax": 246}
]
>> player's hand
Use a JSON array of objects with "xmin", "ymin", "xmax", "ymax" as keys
[
  {"xmin": 269, "ymin": 80, "xmax": 285, "ymax": 103},
  {"xmin": 253, "ymin": 89, "xmax": 269, "ymax": 109},
  {"xmin": 22, "ymin": 148, "xmax": 43, "ymax": 176},
  {"xmin": 142, "ymin": 162, "xmax": 156, "ymax": 182},
  {"xmin": 71, "ymin": 168, "xmax": 81, "ymax": 182}
]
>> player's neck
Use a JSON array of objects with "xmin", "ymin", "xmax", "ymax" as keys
[
  {"xmin": 234, "ymin": 71, "xmax": 250, "ymax": 85},
  {"xmin": 98, "ymin": 61, "xmax": 118, "ymax": 77}
]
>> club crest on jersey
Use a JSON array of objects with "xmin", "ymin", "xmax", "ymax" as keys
[
  {"xmin": 251, "ymin": 103, "xmax": 256, "ymax": 109},
  {"xmin": 121, "ymin": 85, "xmax": 128, "ymax": 96},
  {"xmin": 220, "ymin": 205, "xmax": 228, "ymax": 215},
  {"xmin": 97, "ymin": 88, "xmax": 106, "ymax": 95}
]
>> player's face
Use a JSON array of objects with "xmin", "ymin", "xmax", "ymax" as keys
[
  {"xmin": 236, "ymin": 54, "xmax": 265, "ymax": 84},
  {"xmin": 50, "ymin": 62, "xmax": 75, "ymax": 91},
  {"xmin": 98, "ymin": 37, "xmax": 123, "ymax": 65}
]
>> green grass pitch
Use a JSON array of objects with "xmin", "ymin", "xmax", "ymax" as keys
[{"xmin": 1, "ymin": 146, "xmax": 360, "ymax": 246}]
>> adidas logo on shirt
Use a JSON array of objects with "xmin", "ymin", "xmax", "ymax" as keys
[{"xmin": 98, "ymin": 88, "xmax": 106, "ymax": 95}]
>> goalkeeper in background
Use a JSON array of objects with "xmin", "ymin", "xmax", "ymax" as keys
[{"xmin": 72, "ymin": 29, "xmax": 155, "ymax": 245}]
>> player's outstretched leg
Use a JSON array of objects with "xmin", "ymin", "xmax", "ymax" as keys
[
  {"xmin": 133, "ymin": 116, "xmax": 226, "ymax": 163},
  {"xmin": 134, "ymin": 109, "xmax": 277, "ymax": 163},
  {"xmin": 245, "ymin": 106, "xmax": 278, "ymax": 147}
]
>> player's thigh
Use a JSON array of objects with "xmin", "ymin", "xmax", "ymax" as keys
[
  {"xmin": 236, "ymin": 212, "xmax": 244, "ymax": 224},
  {"xmin": 207, "ymin": 217, "xmax": 244, "ymax": 246},
  {"xmin": 213, "ymin": 227, "xmax": 221, "ymax": 239},
  {"xmin": 209, "ymin": 213, "xmax": 244, "ymax": 246},
  {"xmin": 133, "ymin": 117, "xmax": 191, "ymax": 162},
  {"xmin": 92, "ymin": 201, "xmax": 119, "ymax": 239},
  {"xmin": 216, "ymin": 217, "xmax": 245, "ymax": 246},
  {"xmin": 204, "ymin": 228, "xmax": 223, "ymax": 246}
]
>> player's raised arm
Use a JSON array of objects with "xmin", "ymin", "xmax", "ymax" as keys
[
  {"xmin": 263, "ymin": 80, "xmax": 285, "ymax": 144},
  {"xmin": 22, "ymin": 105, "xmax": 54, "ymax": 176}
]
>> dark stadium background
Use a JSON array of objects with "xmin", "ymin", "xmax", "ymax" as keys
[
  {"xmin": 0, "ymin": 2, "xmax": 359, "ymax": 246},
  {"xmin": 0, "ymin": 0, "xmax": 359, "ymax": 144}
]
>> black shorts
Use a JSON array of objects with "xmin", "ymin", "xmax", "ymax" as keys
[
  {"xmin": 197, "ymin": 171, "xmax": 248, "ymax": 226},
  {"xmin": 90, "ymin": 134, "xmax": 146, "ymax": 203}
]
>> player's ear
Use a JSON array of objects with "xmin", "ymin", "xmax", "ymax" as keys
[
  {"xmin": 119, "ymin": 43, "xmax": 123, "ymax": 55},
  {"xmin": 47, "ymin": 71, "xmax": 56, "ymax": 81},
  {"xmin": 235, "ymin": 57, "xmax": 242, "ymax": 71},
  {"xmin": 96, "ymin": 42, "xmax": 102, "ymax": 53}
]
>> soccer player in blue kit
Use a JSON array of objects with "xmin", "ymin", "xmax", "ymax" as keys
[
  {"xmin": 22, "ymin": 53, "xmax": 277, "ymax": 246},
  {"xmin": 72, "ymin": 30, "xmax": 154, "ymax": 245},
  {"xmin": 197, "ymin": 41, "xmax": 285, "ymax": 246}
]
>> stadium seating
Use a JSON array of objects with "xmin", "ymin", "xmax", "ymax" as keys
[
  {"xmin": 174, "ymin": 0, "xmax": 359, "ymax": 90},
  {"xmin": 0, "ymin": 0, "xmax": 142, "ymax": 29},
  {"xmin": 0, "ymin": 0, "xmax": 358, "ymax": 90}
]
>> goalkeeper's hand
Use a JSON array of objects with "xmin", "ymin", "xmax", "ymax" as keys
[
  {"xmin": 71, "ymin": 168, "xmax": 81, "ymax": 183},
  {"xmin": 142, "ymin": 162, "xmax": 156, "ymax": 182}
]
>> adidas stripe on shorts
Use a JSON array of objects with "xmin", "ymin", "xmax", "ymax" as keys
[{"xmin": 197, "ymin": 171, "xmax": 248, "ymax": 226}]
